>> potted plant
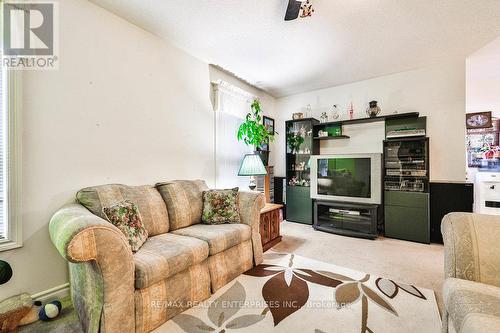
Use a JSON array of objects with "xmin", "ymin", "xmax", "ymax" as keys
[
  {"xmin": 287, "ymin": 132, "xmax": 304, "ymax": 154},
  {"xmin": 237, "ymin": 99, "xmax": 275, "ymax": 165}
]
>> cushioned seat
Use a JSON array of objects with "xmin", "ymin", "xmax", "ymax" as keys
[
  {"xmin": 133, "ymin": 233, "xmax": 209, "ymax": 289},
  {"xmin": 443, "ymin": 278, "xmax": 500, "ymax": 331},
  {"xmin": 462, "ymin": 313, "xmax": 500, "ymax": 333},
  {"xmin": 171, "ymin": 223, "xmax": 251, "ymax": 255}
]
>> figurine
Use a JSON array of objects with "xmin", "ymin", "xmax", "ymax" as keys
[
  {"xmin": 299, "ymin": 125, "xmax": 307, "ymax": 138},
  {"xmin": 318, "ymin": 130, "xmax": 328, "ymax": 137},
  {"xmin": 300, "ymin": 0, "xmax": 314, "ymax": 18},
  {"xmin": 331, "ymin": 105, "xmax": 339, "ymax": 120},
  {"xmin": 320, "ymin": 112, "xmax": 328, "ymax": 123}
]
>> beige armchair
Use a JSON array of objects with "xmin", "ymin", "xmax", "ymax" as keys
[{"xmin": 441, "ymin": 212, "xmax": 500, "ymax": 333}]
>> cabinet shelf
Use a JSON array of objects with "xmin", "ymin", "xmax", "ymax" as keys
[{"xmin": 313, "ymin": 135, "xmax": 350, "ymax": 140}]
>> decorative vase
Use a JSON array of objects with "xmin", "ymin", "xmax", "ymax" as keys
[
  {"xmin": 348, "ymin": 102, "xmax": 354, "ymax": 120},
  {"xmin": 366, "ymin": 100, "xmax": 381, "ymax": 118}
]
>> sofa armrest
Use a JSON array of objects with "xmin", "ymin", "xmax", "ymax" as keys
[
  {"xmin": 49, "ymin": 204, "xmax": 135, "ymax": 333},
  {"xmin": 238, "ymin": 191, "xmax": 266, "ymax": 265},
  {"xmin": 441, "ymin": 212, "xmax": 500, "ymax": 287}
]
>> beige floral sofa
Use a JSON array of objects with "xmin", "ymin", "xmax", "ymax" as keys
[
  {"xmin": 49, "ymin": 180, "xmax": 265, "ymax": 333},
  {"xmin": 441, "ymin": 212, "xmax": 500, "ymax": 333}
]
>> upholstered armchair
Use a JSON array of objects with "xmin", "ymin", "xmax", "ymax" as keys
[{"xmin": 441, "ymin": 212, "xmax": 500, "ymax": 333}]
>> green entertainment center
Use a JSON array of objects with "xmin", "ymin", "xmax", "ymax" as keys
[{"xmin": 284, "ymin": 112, "xmax": 430, "ymax": 243}]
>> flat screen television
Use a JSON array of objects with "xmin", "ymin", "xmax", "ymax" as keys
[{"xmin": 310, "ymin": 154, "xmax": 382, "ymax": 204}]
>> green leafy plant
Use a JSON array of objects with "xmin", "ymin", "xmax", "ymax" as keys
[
  {"xmin": 237, "ymin": 100, "xmax": 275, "ymax": 149},
  {"xmin": 287, "ymin": 133, "xmax": 304, "ymax": 153}
]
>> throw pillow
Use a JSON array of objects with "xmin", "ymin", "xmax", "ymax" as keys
[
  {"xmin": 202, "ymin": 188, "xmax": 241, "ymax": 224},
  {"xmin": 76, "ymin": 184, "xmax": 170, "ymax": 236},
  {"xmin": 102, "ymin": 200, "xmax": 148, "ymax": 252}
]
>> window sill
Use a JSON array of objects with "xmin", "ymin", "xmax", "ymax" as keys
[{"xmin": 0, "ymin": 239, "xmax": 23, "ymax": 252}]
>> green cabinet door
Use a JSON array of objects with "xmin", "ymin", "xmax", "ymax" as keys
[
  {"xmin": 286, "ymin": 186, "xmax": 313, "ymax": 224},
  {"xmin": 384, "ymin": 192, "xmax": 430, "ymax": 243}
]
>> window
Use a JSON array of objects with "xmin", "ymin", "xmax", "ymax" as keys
[
  {"xmin": 213, "ymin": 81, "xmax": 255, "ymax": 189},
  {"xmin": 0, "ymin": 58, "xmax": 22, "ymax": 251}
]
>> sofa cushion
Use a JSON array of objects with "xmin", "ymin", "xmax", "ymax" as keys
[
  {"xmin": 133, "ymin": 233, "xmax": 209, "ymax": 289},
  {"xmin": 77, "ymin": 184, "xmax": 169, "ymax": 236},
  {"xmin": 444, "ymin": 278, "xmax": 500, "ymax": 332},
  {"xmin": 155, "ymin": 180, "xmax": 208, "ymax": 231},
  {"xmin": 202, "ymin": 188, "xmax": 240, "ymax": 224},
  {"xmin": 171, "ymin": 223, "xmax": 251, "ymax": 256},
  {"xmin": 102, "ymin": 200, "xmax": 148, "ymax": 252},
  {"xmin": 462, "ymin": 313, "xmax": 500, "ymax": 333}
]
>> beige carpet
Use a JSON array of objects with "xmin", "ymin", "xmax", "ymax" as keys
[
  {"xmin": 156, "ymin": 252, "xmax": 441, "ymax": 333},
  {"xmin": 275, "ymin": 222, "xmax": 445, "ymax": 312}
]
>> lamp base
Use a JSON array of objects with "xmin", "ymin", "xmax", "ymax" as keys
[{"xmin": 248, "ymin": 176, "xmax": 257, "ymax": 191}]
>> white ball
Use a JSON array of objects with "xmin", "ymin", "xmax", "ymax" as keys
[{"xmin": 44, "ymin": 303, "xmax": 60, "ymax": 319}]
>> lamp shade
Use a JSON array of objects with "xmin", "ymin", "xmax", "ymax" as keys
[{"xmin": 238, "ymin": 154, "xmax": 267, "ymax": 176}]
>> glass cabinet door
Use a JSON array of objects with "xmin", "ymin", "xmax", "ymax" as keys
[
  {"xmin": 384, "ymin": 138, "xmax": 429, "ymax": 193},
  {"xmin": 286, "ymin": 120, "xmax": 314, "ymax": 187}
]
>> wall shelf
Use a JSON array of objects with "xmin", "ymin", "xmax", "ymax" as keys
[
  {"xmin": 313, "ymin": 112, "xmax": 420, "ymax": 129},
  {"xmin": 313, "ymin": 135, "xmax": 350, "ymax": 140}
]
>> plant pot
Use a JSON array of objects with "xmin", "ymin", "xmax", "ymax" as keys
[{"xmin": 254, "ymin": 150, "xmax": 269, "ymax": 166}]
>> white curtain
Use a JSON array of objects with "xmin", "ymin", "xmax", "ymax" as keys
[{"xmin": 214, "ymin": 81, "xmax": 255, "ymax": 189}]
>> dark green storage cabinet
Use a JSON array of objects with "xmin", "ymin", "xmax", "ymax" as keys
[
  {"xmin": 286, "ymin": 186, "xmax": 313, "ymax": 224},
  {"xmin": 285, "ymin": 118, "xmax": 319, "ymax": 225},
  {"xmin": 384, "ymin": 191, "xmax": 430, "ymax": 243},
  {"xmin": 383, "ymin": 135, "xmax": 430, "ymax": 243}
]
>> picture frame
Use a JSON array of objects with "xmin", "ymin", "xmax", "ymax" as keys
[
  {"xmin": 259, "ymin": 116, "xmax": 275, "ymax": 152},
  {"xmin": 263, "ymin": 116, "xmax": 275, "ymax": 135},
  {"xmin": 466, "ymin": 111, "xmax": 492, "ymax": 129}
]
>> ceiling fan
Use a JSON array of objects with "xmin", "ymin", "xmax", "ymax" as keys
[{"xmin": 284, "ymin": 0, "xmax": 314, "ymax": 21}]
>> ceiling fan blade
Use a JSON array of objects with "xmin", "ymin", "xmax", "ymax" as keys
[{"xmin": 284, "ymin": 0, "xmax": 302, "ymax": 21}]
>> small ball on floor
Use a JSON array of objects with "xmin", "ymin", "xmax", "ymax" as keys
[{"xmin": 39, "ymin": 300, "xmax": 62, "ymax": 321}]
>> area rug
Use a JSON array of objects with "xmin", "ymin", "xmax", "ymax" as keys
[{"xmin": 154, "ymin": 252, "xmax": 441, "ymax": 333}]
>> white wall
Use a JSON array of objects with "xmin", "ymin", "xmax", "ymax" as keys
[
  {"xmin": 467, "ymin": 36, "xmax": 500, "ymax": 117},
  {"xmin": 0, "ymin": 0, "xmax": 215, "ymax": 299},
  {"xmin": 272, "ymin": 60, "xmax": 467, "ymax": 182}
]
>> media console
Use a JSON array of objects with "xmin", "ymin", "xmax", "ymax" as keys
[{"xmin": 313, "ymin": 200, "xmax": 380, "ymax": 239}]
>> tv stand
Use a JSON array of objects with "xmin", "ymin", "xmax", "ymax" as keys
[{"xmin": 313, "ymin": 200, "xmax": 379, "ymax": 239}]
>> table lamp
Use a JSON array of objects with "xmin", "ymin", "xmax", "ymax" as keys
[{"xmin": 238, "ymin": 154, "xmax": 267, "ymax": 190}]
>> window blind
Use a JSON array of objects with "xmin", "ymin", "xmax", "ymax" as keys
[
  {"xmin": 214, "ymin": 81, "xmax": 255, "ymax": 189},
  {"xmin": 0, "ymin": 64, "xmax": 5, "ymax": 240}
]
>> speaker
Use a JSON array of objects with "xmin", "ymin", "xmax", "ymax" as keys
[{"xmin": 430, "ymin": 182, "xmax": 474, "ymax": 243}]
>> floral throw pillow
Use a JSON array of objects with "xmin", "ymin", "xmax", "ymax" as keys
[
  {"xmin": 202, "ymin": 188, "xmax": 241, "ymax": 225},
  {"xmin": 102, "ymin": 200, "xmax": 148, "ymax": 252}
]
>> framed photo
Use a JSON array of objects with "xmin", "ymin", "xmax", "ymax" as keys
[
  {"xmin": 466, "ymin": 112, "xmax": 492, "ymax": 129},
  {"xmin": 263, "ymin": 116, "xmax": 275, "ymax": 135}
]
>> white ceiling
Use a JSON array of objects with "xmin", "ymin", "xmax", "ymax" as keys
[{"xmin": 90, "ymin": 0, "xmax": 500, "ymax": 97}]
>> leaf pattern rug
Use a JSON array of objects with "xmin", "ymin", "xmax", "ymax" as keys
[{"xmin": 154, "ymin": 252, "xmax": 441, "ymax": 333}]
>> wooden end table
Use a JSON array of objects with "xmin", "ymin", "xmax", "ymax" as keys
[{"xmin": 260, "ymin": 203, "xmax": 283, "ymax": 251}]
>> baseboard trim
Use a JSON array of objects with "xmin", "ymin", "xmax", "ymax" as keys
[{"xmin": 31, "ymin": 283, "xmax": 70, "ymax": 302}]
